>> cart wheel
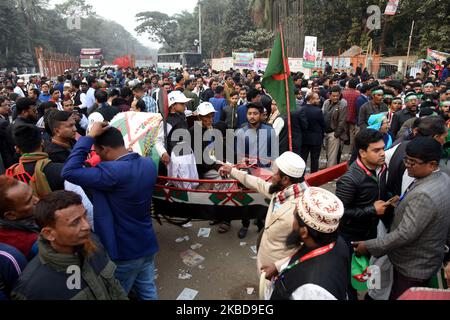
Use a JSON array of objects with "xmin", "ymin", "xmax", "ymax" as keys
[{"xmin": 162, "ymin": 216, "xmax": 192, "ymax": 227}]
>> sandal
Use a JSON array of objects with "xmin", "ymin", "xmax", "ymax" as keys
[
  {"xmin": 209, "ymin": 220, "xmax": 221, "ymax": 226},
  {"xmin": 218, "ymin": 223, "xmax": 231, "ymax": 233}
]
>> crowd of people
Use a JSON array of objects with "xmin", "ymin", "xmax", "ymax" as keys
[{"xmin": 0, "ymin": 55, "xmax": 450, "ymax": 300}]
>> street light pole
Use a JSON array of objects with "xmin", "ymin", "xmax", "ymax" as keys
[{"xmin": 198, "ymin": 2, "xmax": 202, "ymax": 55}]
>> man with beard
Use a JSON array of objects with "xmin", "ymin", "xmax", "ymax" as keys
[
  {"xmin": 44, "ymin": 111, "xmax": 77, "ymax": 163},
  {"xmin": 438, "ymin": 100, "xmax": 450, "ymax": 121},
  {"xmin": 11, "ymin": 191, "xmax": 128, "ymax": 300},
  {"xmin": 359, "ymin": 86, "xmax": 388, "ymax": 130},
  {"xmin": 354, "ymin": 137, "xmax": 450, "ymax": 300},
  {"xmin": 62, "ymin": 123, "xmax": 159, "ymax": 300},
  {"xmin": 261, "ymin": 187, "xmax": 348, "ymax": 300},
  {"xmin": 390, "ymin": 91, "xmax": 419, "ymax": 139},
  {"xmin": 10, "ymin": 98, "xmax": 38, "ymax": 135},
  {"xmin": 0, "ymin": 176, "xmax": 39, "ymax": 260},
  {"xmin": 219, "ymin": 151, "xmax": 306, "ymax": 274}
]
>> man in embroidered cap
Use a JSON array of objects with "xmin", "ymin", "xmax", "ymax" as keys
[
  {"xmin": 262, "ymin": 187, "xmax": 349, "ymax": 300},
  {"xmin": 219, "ymin": 151, "xmax": 306, "ymax": 274}
]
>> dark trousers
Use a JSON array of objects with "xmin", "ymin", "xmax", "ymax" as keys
[
  {"xmin": 301, "ymin": 144, "xmax": 322, "ymax": 173},
  {"xmin": 389, "ymin": 269, "xmax": 429, "ymax": 300}
]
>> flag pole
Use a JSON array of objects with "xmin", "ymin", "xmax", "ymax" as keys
[{"xmin": 279, "ymin": 25, "xmax": 293, "ymax": 152}]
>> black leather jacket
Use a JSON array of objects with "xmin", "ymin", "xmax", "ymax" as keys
[{"xmin": 336, "ymin": 160, "xmax": 389, "ymax": 241}]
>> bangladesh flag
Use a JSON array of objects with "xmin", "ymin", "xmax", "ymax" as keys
[{"xmin": 262, "ymin": 32, "xmax": 297, "ymax": 116}]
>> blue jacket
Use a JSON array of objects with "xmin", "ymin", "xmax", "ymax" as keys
[
  {"xmin": 61, "ymin": 136, "xmax": 159, "ymax": 261},
  {"xmin": 209, "ymin": 96, "xmax": 227, "ymax": 124},
  {"xmin": 54, "ymin": 83, "xmax": 64, "ymax": 96},
  {"xmin": 0, "ymin": 243, "xmax": 27, "ymax": 300},
  {"xmin": 355, "ymin": 95, "xmax": 369, "ymax": 123},
  {"xmin": 236, "ymin": 104, "xmax": 248, "ymax": 128},
  {"xmin": 38, "ymin": 93, "xmax": 51, "ymax": 103}
]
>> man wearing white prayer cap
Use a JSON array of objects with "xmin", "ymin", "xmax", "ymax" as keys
[{"xmin": 219, "ymin": 151, "xmax": 307, "ymax": 274}]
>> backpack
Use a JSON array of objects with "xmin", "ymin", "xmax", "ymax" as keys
[{"xmin": 6, "ymin": 159, "xmax": 52, "ymax": 199}]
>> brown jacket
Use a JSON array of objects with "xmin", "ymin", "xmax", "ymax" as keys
[{"xmin": 323, "ymin": 99, "xmax": 349, "ymax": 142}]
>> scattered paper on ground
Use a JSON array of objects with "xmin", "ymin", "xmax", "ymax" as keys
[
  {"xmin": 197, "ymin": 228, "xmax": 211, "ymax": 238},
  {"xmin": 247, "ymin": 287, "xmax": 255, "ymax": 295},
  {"xmin": 176, "ymin": 288, "xmax": 199, "ymax": 300},
  {"xmin": 181, "ymin": 249, "xmax": 205, "ymax": 268},
  {"xmin": 240, "ymin": 242, "xmax": 247, "ymax": 246},
  {"xmin": 175, "ymin": 235, "xmax": 190, "ymax": 243},
  {"xmin": 178, "ymin": 270, "xmax": 192, "ymax": 280},
  {"xmin": 250, "ymin": 256, "xmax": 257, "ymax": 260},
  {"xmin": 198, "ymin": 265, "xmax": 205, "ymax": 270},
  {"xmin": 250, "ymin": 246, "xmax": 257, "ymax": 254},
  {"xmin": 182, "ymin": 222, "xmax": 193, "ymax": 228},
  {"xmin": 190, "ymin": 243, "xmax": 202, "ymax": 250}
]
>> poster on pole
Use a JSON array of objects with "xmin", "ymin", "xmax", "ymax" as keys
[
  {"xmin": 385, "ymin": 0, "xmax": 400, "ymax": 16},
  {"xmin": 302, "ymin": 36, "xmax": 317, "ymax": 68},
  {"xmin": 232, "ymin": 52, "xmax": 255, "ymax": 69}
]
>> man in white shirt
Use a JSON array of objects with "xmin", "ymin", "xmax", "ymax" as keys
[
  {"xmin": 83, "ymin": 76, "xmax": 97, "ymax": 111},
  {"xmin": 14, "ymin": 79, "xmax": 26, "ymax": 98}
]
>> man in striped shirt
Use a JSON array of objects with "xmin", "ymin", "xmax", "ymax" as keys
[{"xmin": 132, "ymin": 84, "xmax": 158, "ymax": 113}]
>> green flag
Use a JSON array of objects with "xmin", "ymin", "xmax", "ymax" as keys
[{"xmin": 262, "ymin": 32, "xmax": 296, "ymax": 116}]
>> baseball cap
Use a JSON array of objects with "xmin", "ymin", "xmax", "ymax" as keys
[
  {"xmin": 196, "ymin": 102, "xmax": 216, "ymax": 116},
  {"xmin": 168, "ymin": 91, "xmax": 192, "ymax": 107}
]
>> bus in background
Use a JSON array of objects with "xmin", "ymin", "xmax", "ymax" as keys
[
  {"xmin": 157, "ymin": 52, "xmax": 202, "ymax": 72},
  {"xmin": 80, "ymin": 48, "xmax": 104, "ymax": 69}
]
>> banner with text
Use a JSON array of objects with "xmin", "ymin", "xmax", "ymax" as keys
[
  {"xmin": 232, "ymin": 52, "xmax": 255, "ymax": 69},
  {"xmin": 427, "ymin": 49, "xmax": 450, "ymax": 62}
]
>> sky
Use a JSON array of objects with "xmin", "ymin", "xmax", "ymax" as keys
[{"xmin": 49, "ymin": 0, "xmax": 198, "ymax": 49}]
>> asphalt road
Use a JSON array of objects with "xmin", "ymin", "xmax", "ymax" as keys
[
  {"xmin": 153, "ymin": 180, "xmax": 337, "ymax": 301},
  {"xmin": 153, "ymin": 147, "xmax": 348, "ymax": 300}
]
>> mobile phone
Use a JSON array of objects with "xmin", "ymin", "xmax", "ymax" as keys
[{"xmin": 386, "ymin": 195, "xmax": 400, "ymax": 206}]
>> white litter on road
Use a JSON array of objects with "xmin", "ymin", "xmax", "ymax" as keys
[
  {"xmin": 178, "ymin": 270, "xmax": 192, "ymax": 280},
  {"xmin": 198, "ymin": 265, "xmax": 205, "ymax": 270},
  {"xmin": 197, "ymin": 228, "xmax": 211, "ymax": 238},
  {"xmin": 182, "ymin": 222, "xmax": 193, "ymax": 228},
  {"xmin": 181, "ymin": 249, "xmax": 205, "ymax": 268},
  {"xmin": 176, "ymin": 288, "xmax": 199, "ymax": 300},
  {"xmin": 250, "ymin": 256, "xmax": 257, "ymax": 260},
  {"xmin": 250, "ymin": 246, "xmax": 257, "ymax": 254},
  {"xmin": 190, "ymin": 243, "xmax": 203, "ymax": 250},
  {"xmin": 247, "ymin": 287, "xmax": 255, "ymax": 295},
  {"xmin": 240, "ymin": 242, "xmax": 247, "ymax": 246},
  {"xmin": 175, "ymin": 236, "xmax": 190, "ymax": 243}
]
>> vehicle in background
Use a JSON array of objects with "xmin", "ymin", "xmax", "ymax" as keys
[
  {"xmin": 80, "ymin": 48, "xmax": 104, "ymax": 69},
  {"xmin": 101, "ymin": 65, "xmax": 119, "ymax": 71},
  {"xmin": 157, "ymin": 52, "xmax": 202, "ymax": 72}
]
